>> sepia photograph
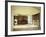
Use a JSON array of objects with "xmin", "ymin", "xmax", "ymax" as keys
[{"xmin": 11, "ymin": 6, "xmax": 41, "ymax": 31}]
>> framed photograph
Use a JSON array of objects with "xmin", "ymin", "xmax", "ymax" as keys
[{"xmin": 5, "ymin": 1, "xmax": 45, "ymax": 36}]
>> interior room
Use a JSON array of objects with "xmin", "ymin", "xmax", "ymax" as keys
[{"xmin": 11, "ymin": 6, "xmax": 41, "ymax": 31}]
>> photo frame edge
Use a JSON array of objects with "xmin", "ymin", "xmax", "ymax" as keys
[{"xmin": 5, "ymin": 1, "xmax": 45, "ymax": 36}]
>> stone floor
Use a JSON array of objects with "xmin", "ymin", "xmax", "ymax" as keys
[{"xmin": 12, "ymin": 25, "xmax": 40, "ymax": 31}]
